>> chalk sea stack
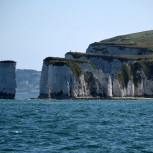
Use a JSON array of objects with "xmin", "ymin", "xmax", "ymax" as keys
[
  {"xmin": 39, "ymin": 30, "xmax": 153, "ymax": 99},
  {"xmin": 0, "ymin": 61, "xmax": 16, "ymax": 99}
]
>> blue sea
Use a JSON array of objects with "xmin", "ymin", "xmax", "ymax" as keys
[{"xmin": 0, "ymin": 98, "xmax": 153, "ymax": 153}]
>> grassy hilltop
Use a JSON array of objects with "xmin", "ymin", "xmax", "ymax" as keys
[{"xmin": 91, "ymin": 30, "xmax": 153, "ymax": 51}]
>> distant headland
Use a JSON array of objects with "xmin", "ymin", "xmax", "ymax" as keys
[{"xmin": 38, "ymin": 30, "xmax": 153, "ymax": 99}]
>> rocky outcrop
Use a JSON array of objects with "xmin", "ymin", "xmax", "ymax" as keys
[
  {"xmin": 0, "ymin": 61, "xmax": 16, "ymax": 99},
  {"xmin": 116, "ymin": 61, "xmax": 153, "ymax": 97},
  {"xmin": 65, "ymin": 52, "xmax": 153, "ymax": 98},
  {"xmin": 38, "ymin": 57, "xmax": 112, "ymax": 99},
  {"xmin": 39, "ymin": 30, "xmax": 153, "ymax": 99},
  {"xmin": 86, "ymin": 30, "xmax": 153, "ymax": 55},
  {"xmin": 86, "ymin": 44, "xmax": 152, "ymax": 55},
  {"xmin": 39, "ymin": 57, "xmax": 91, "ymax": 99}
]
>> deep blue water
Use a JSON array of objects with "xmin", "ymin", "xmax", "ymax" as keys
[{"xmin": 0, "ymin": 99, "xmax": 153, "ymax": 153}]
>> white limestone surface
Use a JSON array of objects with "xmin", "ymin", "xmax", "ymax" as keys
[
  {"xmin": 0, "ymin": 62, "xmax": 16, "ymax": 99},
  {"xmin": 86, "ymin": 45, "xmax": 151, "ymax": 55}
]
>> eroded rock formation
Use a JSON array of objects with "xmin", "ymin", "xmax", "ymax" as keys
[
  {"xmin": 38, "ymin": 57, "xmax": 112, "ymax": 99},
  {"xmin": 39, "ymin": 30, "xmax": 153, "ymax": 99},
  {"xmin": 0, "ymin": 61, "xmax": 16, "ymax": 99}
]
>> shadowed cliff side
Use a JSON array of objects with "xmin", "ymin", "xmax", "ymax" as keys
[{"xmin": 0, "ymin": 61, "xmax": 16, "ymax": 99}]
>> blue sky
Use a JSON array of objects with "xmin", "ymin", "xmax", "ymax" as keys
[{"xmin": 0, "ymin": 0, "xmax": 153, "ymax": 70}]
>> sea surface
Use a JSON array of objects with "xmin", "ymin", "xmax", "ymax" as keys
[{"xmin": 0, "ymin": 99, "xmax": 153, "ymax": 153}]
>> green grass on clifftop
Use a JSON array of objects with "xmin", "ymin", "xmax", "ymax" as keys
[
  {"xmin": 66, "ymin": 51, "xmax": 153, "ymax": 61},
  {"xmin": 44, "ymin": 57, "xmax": 95, "ymax": 80},
  {"xmin": 91, "ymin": 30, "xmax": 153, "ymax": 51}
]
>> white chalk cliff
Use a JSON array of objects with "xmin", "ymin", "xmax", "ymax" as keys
[
  {"xmin": 39, "ymin": 30, "xmax": 153, "ymax": 99},
  {"xmin": 39, "ymin": 57, "xmax": 112, "ymax": 99},
  {"xmin": 0, "ymin": 61, "xmax": 16, "ymax": 99}
]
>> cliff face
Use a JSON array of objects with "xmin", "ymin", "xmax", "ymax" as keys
[
  {"xmin": 116, "ymin": 61, "xmax": 153, "ymax": 97},
  {"xmin": 39, "ymin": 58, "xmax": 90, "ymax": 99},
  {"xmin": 65, "ymin": 52, "xmax": 153, "ymax": 98},
  {"xmin": 0, "ymin": 61, "xmax": 16, "ymax": 99},
  {"xmin": 39, "ymin": 57, "xmax": 112, "ymax": 99},
  {"xmin": 39, "ymin": 30, "xmax": 153, "ymax": 99},
  {"xmin": 86, "ymin": 30, "xmax": 153, "ymax": 55},
  {"xmin": 86, "ymin": 45, "xmax": 151, "ymax": 55}
]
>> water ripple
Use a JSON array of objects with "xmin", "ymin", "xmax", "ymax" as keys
[{"xmin": 0, "ymin": 100, "xmax": 153, "ymax": 152}]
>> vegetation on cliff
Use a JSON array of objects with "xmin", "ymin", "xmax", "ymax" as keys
[
  {"xmin": 117, "ymin": 61, "xmax": 153, "ymax": 89},
  {"xmin": 90, "ymin": 30, "xmax": 153, "ymax": 51},
  {"xmin": 39, "ymin": 30, "xmax": 153, "ymax": 98},
  {"xmin": 44, "ymin": 57, "xmax": 95, "ymax": 80},
  {"xmin": 66, "ymin": 51, "xmax": 153, "ymax": 61}
]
